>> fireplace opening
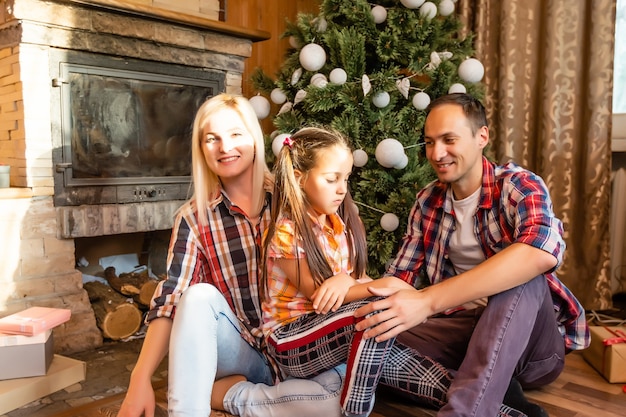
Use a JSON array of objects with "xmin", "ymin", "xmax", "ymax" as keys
[
  {"xmin": 50, "ymin": 49, "xmax": 225, "ymax": 207},
  {"xmin": 75, "ymin": 230, "xmax": 171, "ymax": 283}
]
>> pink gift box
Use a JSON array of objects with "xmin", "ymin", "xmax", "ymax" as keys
[{"xmin": 0, "ymin": 307, "xmax": 71, "ymax": 336}]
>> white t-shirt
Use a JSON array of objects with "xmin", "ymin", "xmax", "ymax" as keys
[{"xmin": 448, "ymin": 187, "xmax": 487, "ymax": 309}]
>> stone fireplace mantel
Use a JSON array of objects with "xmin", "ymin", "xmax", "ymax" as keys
[
  {"xmin": 51, "ymin": 0, "xmax": 269, "ymax": 42},
  {"xmin": 0, "ymin": 0, "xmax": 269, "ymax": 353}
]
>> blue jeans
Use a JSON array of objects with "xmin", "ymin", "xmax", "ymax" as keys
[
  {"xmin": 168, "ymin": 283, "xmax": 343, "ymax": 417},
  {"xmin": 397, "ymin": 275, "xmax": 565, "ymax": 417}
]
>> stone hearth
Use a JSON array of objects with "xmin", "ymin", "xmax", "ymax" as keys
[{"xmin": 0, "ymin": 0, "xmax": 268, "ymax": 352}]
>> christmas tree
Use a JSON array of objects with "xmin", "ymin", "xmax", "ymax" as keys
[{"xmin": 251, "ymin": 0, "xmax": 485, "ymax": 278}]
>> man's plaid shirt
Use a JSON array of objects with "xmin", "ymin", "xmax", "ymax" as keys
[{"xmin": 386, "ymin": 157, "xmax": 590, "ymax": 352}]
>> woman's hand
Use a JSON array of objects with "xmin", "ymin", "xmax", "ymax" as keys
[
  {"xmin": 117, "ymin": 375, "xmax": 156, "ymax": 417},
  {"xmin": 311, "ymin": 273, "xmax": 355, "ymax": 314}
]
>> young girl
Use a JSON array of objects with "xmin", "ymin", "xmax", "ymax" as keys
[{"xmin": 261, "ymin": 127, "xmax": 416, "ymax": 417}]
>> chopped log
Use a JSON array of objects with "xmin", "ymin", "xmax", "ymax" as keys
[
  {"xmin": 136, "ymin": 279, "xmax": 160, "ymax": 308},
  {"xmin": 103, "ymin": 266, "xmax": 161, "ymax": 309},
  {"xmin": 84, "ymin": 281, "xmax": 143, "ymax": 340},
  {"xmin": 104, "ymin": 267, "xmax": 147, "ymax": 296}
]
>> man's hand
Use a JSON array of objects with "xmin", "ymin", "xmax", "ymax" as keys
[{"xmin": 354, "ymin": 286, "xmax": 430, "ymax": 342}]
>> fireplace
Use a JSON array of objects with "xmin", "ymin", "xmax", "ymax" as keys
[
  {"xmin": 0, "ymin": 0, "xmax": 269, "ymax": 352},
  {"xmin": 51, "ymin": 49, "xmax": 223, "ymax": 206}
]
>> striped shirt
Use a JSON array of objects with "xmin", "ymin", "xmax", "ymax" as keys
[
  {"xmin": 386, "ymin": 157, "xmax": 590, "ymax": 351},
  {"xmin": 147, "ymin": 191, "xmax": 271, "ymax": 351},
  {"xmin": 262, "ymin": 213, "xmax": 352, "ymax": 333}
]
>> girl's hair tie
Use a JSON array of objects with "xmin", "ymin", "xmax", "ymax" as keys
[{"xmin": 283, "ymin": 136, "xmax": 294, "ymax": 148}]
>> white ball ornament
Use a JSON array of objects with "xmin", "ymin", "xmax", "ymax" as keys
[
  {"xmin": 289, "ymin": 36, "xmax": 299, "ymax": 49},
  {"xmin": 438, "ymin": 0, "xmax": 455, "ymax": 16},
  {"xmin": 270, "ymin": 88, "xmax": 287, "ymax": 104},
  {"xmin": 380, "ymin": 213, "xmax": 400, "ymax": 232},
  {"xmin": 311, "ymin": 73, "xmax": 326, "ymax": 83},
  {"xmin": 372, "ymin": 91, "xmax": 390, "ymax": 108},
  {"xmin": 352, "ymin": 149, "xmax": 369, "ymax": 167},
  {"xmin": 412, "ymin": 91, "xmax": 431, "ymax": 110},
  {"xmin": 375, "ymin": 138, "xmax": 405, "ymax": 168},
  {"xmin": 394, "ymin": 153, "xmax": 409, "ymax": 169},
  {"xmin": 458, "ymin": 58, "xmax": 485, "ymax": 83},
  {"xmin": 310, "ymin": 73, "xmax": 328, "ymax": 88},
  {"xmin": 249, "ymin": 95, "xmax": 270, "ymax": 119},
  {"xmin": 400, "ymin": 0, "xmax": 426, "ymax": 9},
  {"xmin": 420, "ymin": 2, "xmax": 438, "ymax": 19},
  {"xmin": 299, "ymin": 43, "xmax": 327, "ymax": 72},
  {"xmin": 371, "ymin": 5, "xmax": 387, "ymax": 24},
  {"xmin": 448, "ymin": 83, "xmax": 467, "ymax": 94},
  {"xmin": 329, "ymin": 68, "xmax": 348, "ymax": 85},
  {"xmin": 272, "ymin": 133, "xmax": 291, "ymax": 157}
]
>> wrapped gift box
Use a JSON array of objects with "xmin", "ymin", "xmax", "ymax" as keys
[
  {"xmin": 0, "ymin": 307, "xmax": 71, "ymax": 336},
  {"xmin": 0, "ymin": 354, "xmax": 86, "ymax": 415},
  {"xmin": 582, "ymin": 325, "xmax": 626, "ymax": 383},
  {"xmin": 0, "ymin": 330, "xmax": 54, "ymax": 380}
]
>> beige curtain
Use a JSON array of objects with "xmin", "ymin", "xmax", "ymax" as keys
[{"xmin": 457, "ymin": 0, "xmax": 616, "ymax": 310}]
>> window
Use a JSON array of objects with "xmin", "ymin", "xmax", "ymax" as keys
[{"xmin": 613, "ymin": 0, "xmax": 626, "ymax": 151}]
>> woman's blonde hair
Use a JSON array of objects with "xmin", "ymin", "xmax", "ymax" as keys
[
  {"xmin": 261, "ymin": 126, "xmax": 367, "ymax": 297},
  {"xmin": 190, "ymin": 93, "xmax": 270, "ymax": 225}
]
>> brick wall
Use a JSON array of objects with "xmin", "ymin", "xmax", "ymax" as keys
[{"xmin": 0, "ymin": 40, "xmax": 103, "ymax": 352}]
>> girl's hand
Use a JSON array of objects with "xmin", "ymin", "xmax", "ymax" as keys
[{"xmin": 311, "ymin": 273, "xmax": 355, "ymax": 314}]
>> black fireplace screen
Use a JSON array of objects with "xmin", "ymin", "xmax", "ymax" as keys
[
  {"xmin": 52, "ymin": 53, "xmax": 224, "ymax": 206},
  {"xmin": 65, "ymin": 65, "xmax": 215, "ymax": 183}
]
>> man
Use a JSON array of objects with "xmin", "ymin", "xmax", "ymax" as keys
[{"xmin": 355, "ymin": 93, "xmax": 589, "ymax": 417}]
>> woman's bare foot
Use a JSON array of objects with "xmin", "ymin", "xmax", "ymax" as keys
[{"xmin": 211, "ymin": 375, "xmax": 247, "ymax": 410}]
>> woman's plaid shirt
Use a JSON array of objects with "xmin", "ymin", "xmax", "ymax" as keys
[{"xmin": 147, "ymin": 192, "xmax": 271, "ymax": 353}]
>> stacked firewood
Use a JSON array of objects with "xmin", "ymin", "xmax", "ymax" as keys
[{"xmin": 84, "ymin": 267, "xmax": 162, "ymax": 340}]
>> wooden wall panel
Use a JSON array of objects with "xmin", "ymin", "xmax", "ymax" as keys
[{"xmin": 226, "ymin": 0, "xmax": 321, "ymax": 131}]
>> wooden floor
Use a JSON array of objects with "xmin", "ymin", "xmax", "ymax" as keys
[
  {"xmin": 49, "ymin": 352, "xmax": 625, "ymax": 417},
  {"xmin": 524, "ymin": 353, "xmax": 626, "ymax": 417},
  {"xmin": 370, "ymin": 352, "xmax": 626, "ymax": 417}
]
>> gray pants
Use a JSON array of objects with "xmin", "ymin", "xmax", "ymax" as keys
[{"xmin": 397, "ymin": 275, "xmax": 565, "ymax": 417}]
